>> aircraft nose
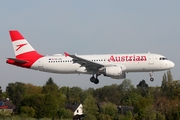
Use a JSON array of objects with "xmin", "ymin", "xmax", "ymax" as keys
[{"xmin": 169, "ymin": 61, "xmax": 175, "ymax": 68}]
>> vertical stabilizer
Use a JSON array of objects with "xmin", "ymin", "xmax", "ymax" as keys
[
  {"xmin": 7, "ymin": 30, "xmax": 43, "ymax": 68},
  {"xmin": 9, "ymin": 30, "xmax": 43, "ymax": 59}
]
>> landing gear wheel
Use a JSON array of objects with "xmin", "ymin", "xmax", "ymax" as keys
[
  {"xmin": 90, "ymin": 74, "xmax": 100, "ymax": 84},
  {"xmin": 149, "ymin": 72, "xmax": 154, "ymax": 82},
  {"xmin": 90, "ymin": 76, "xmax": 95, "ymax": 83},
  {"xmin": 150, "ymin": 78, "xmax": 154, "ymax": 82},
  {"xmin": 94, "ymin": 78, "xmax": 99, "ymax": 84}
]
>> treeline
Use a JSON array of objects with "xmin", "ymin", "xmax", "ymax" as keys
[{"xmin": 0, "ymin": 70, "xmax": 180, "ymax": 120}]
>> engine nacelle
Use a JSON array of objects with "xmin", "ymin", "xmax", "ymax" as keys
[
  {"xmin": 103, "ymin": 66, "xmax": 126, "ymax": 79},
  {"xmin": 76, "ymin": 67, "xmax": 87, "ymax": 73}
]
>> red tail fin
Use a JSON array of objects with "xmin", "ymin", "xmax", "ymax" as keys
[
  {"xmin": 9, "ymin": 30, "xmax": 43, "ymax": 59},
  {"xmin": 7, "ymin": 30, "xmax": 43, "ymax": 68}
]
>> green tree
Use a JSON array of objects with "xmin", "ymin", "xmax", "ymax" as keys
[
  {"xmin": 118, "ymin": 111, "xmax": 133, "ymax": 120},
  {"xmin": 95, "ymin": 84, "xmax": 121, "ymax": 104},
  {"xmin": 20, "ymin": 106, "xmax": 35, "ymax": 117},
  {"xmin": 6, "ymin": 82, "xmax": 26, "ymax": 113},
  {"xmin": 118, "ymin": 79, "xmax": 135, "ymax": 105},
  {"xmin": 154, "ymin": 97, "xmax": 180, "ymax": 120},
  {"xmin": 167, "ymin": 70, "xmax": 173, "ymax": 83},
  {"xmin": 100, "ymin": 102, "xmax": 119, "ymax": 119},
  {"xmin": 21, "ymin": 94, "xmax": 45, "ymax": 118},
  {"xmin": 162, "ymin": 70, "xmax": 173, "ymax": 86},
  {"xmin": 137, "ymin": 80, "xmax": 149, "ymax": 97},
  {"xmin": 119, "ymin": 79, "xmax": 134, "ymax": 92},
  {"xmin": 161, "ymin": 73, "xmax": 168, "ymax": 92},
  {"xmin": 97, "ymin": 114, "xmax": 111, "ymax": 120},
  {"xmin": 161, "ymin": 70, "xmax": 180, "ymax": 99},
  {"xmin": 120, "ymin": 91, "xmax": 141, "ymax": 106},
  {"xmin": 161, "ymin": 70, "xmax": 173, "ymax": 92},
  {"xmin": 84, "ymin": 114, "xmax": 97, "ymax": 120},
  {"xmin": 24, "ymin": 83, "xmax": 42, "ymax": 96},
  {"xmin": 68, "ymin": 86, "xmax": 83, "ymax": 103},
  {"xmin": 83, "ymin": 94, "xmax": 99, "ymax": 118},
  {"xmin": 43, "ymin": 93, "xmax": 59, "ymax": 118},
  {"xmin": 134, "ymin": 97, "xmax": 153, "ymax": 114},
  {"xmin": 156, "ymin": 111, "xmax": 166, "ymax": 120},
  {"xmin": 41, "ymin": 78, "xmax": 67, "ymax": 118},
  {"xmin": 30, "ymin": 78, "xmax": 66, "ymax": 118},
  {"xmin": 143, "ymin": 105, "xmax": 156, "ymax": 120},
  {"xmin": 0, "ymin": 86, "xmax": 2, "ymax": 99},
  {"xmin": 57, "ymin": 108, "xmax": 73, "ymax": 119},
  {"xmin": 80, "ymin": 88, "xmax": 95, "ymax": 103},
  {"xmin": 42, "ymin": 77, "xmax": 59, "ymax": 94}
]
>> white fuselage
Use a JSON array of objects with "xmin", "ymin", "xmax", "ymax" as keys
[{"xmin": 31, "ymin": 53, "xmax": 174, "ymax": 74}]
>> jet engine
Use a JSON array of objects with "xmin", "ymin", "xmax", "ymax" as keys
[{"xmin": 103, "ymin": 66, "xmax": 126, "ymax": 79}]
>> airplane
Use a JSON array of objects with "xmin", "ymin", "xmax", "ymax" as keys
[{"xmin": 6, "ymin": 30, "xmax": 175, "ymax": 84}]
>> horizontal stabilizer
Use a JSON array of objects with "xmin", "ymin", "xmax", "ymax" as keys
[{"xmin": 7, "ymin": 58, "xmax": 28, "ymax": 64}]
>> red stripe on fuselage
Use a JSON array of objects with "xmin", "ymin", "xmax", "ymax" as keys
[{"xmin": 7, "ymin": 51, "xmax": 43, "ymax": 68}]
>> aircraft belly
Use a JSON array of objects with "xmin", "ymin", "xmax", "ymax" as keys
[
  {"xmin": 30, "ymin": 60, "xmax": 79, "ymax": 74},
  {"xmin": 44, "ymin": 63, "xmax": 79, "ymax": 73},
  {"xmin": 125, "ymin": 63, "xmax": 161, "ymax": 72}
]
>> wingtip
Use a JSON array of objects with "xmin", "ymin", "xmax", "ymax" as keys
[{"xmin": 64, "ymin": 52, "xmax": 69, "ymax": 57}]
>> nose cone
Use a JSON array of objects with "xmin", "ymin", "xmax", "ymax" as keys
[{"xmin": 169, "ymin": 61, "xmax": 175, "ymax": 68}]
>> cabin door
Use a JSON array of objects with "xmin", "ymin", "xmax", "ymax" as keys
[
  {"xmin": 38, "ymin": 58, "xmax": 44, "ymax": 71},
  {"xmin": 148, "ymin": 54, "xmax": 154, "ymax": 65}
]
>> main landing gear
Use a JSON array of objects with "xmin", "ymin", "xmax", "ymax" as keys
[
  {"xmin": 90, "ymin": 74, "xmax": 99, "ymax": 84},
  {"xmin": 149, "ymin": 72, "xmax": 154, "ymax": 82}
]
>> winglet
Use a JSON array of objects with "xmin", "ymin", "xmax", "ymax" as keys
[{"xmin": 64, "ymin": 52, "xmax": 69, "ymax": 57}]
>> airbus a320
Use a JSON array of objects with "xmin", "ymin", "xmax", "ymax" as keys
[{"xmin": 6, "ymin": 30, "xmax": 175, "ymax": 84}]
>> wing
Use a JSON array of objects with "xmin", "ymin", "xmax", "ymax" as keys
[{"xmin": 64, "ymin": 52, "xmax": 104, "ymax": 73}]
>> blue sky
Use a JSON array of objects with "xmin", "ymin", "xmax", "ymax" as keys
[{"xmin": 0, "ymin": 1, "xmax": 180, "ymax": 91}]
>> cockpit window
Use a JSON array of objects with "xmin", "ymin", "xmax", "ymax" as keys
[{"xmin": 159, "ymin": 57, "xmax": 168, "ymax": 60}]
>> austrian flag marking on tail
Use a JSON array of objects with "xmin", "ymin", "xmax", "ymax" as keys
[
  {"xmin": 16, "ymin": 43, "xmax": 27, "ymax": 51},
  {"xmin": 10, "ymin": 30, "xmax": 36, "ymax": 56},
  {"xmin": 7, "ymin": 30, "xmax": 43, "ymax": 68}
]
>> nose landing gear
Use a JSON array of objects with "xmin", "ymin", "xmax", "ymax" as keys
[
  {"xmin": 149, "ymin": 72, "xmax": 154, "ymax": 82},
  {"xmin": 150, "ymin": 77, "xmax": 154, "ymax": 82}
]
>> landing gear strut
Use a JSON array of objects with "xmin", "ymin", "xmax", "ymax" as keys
[
  {"xmin": 149, "ymin": 72, "xmax": 154, "ymax": 82},
  {"xmin": 90, "ymin": 74, "xmax": 99, "ymax": 84}
]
